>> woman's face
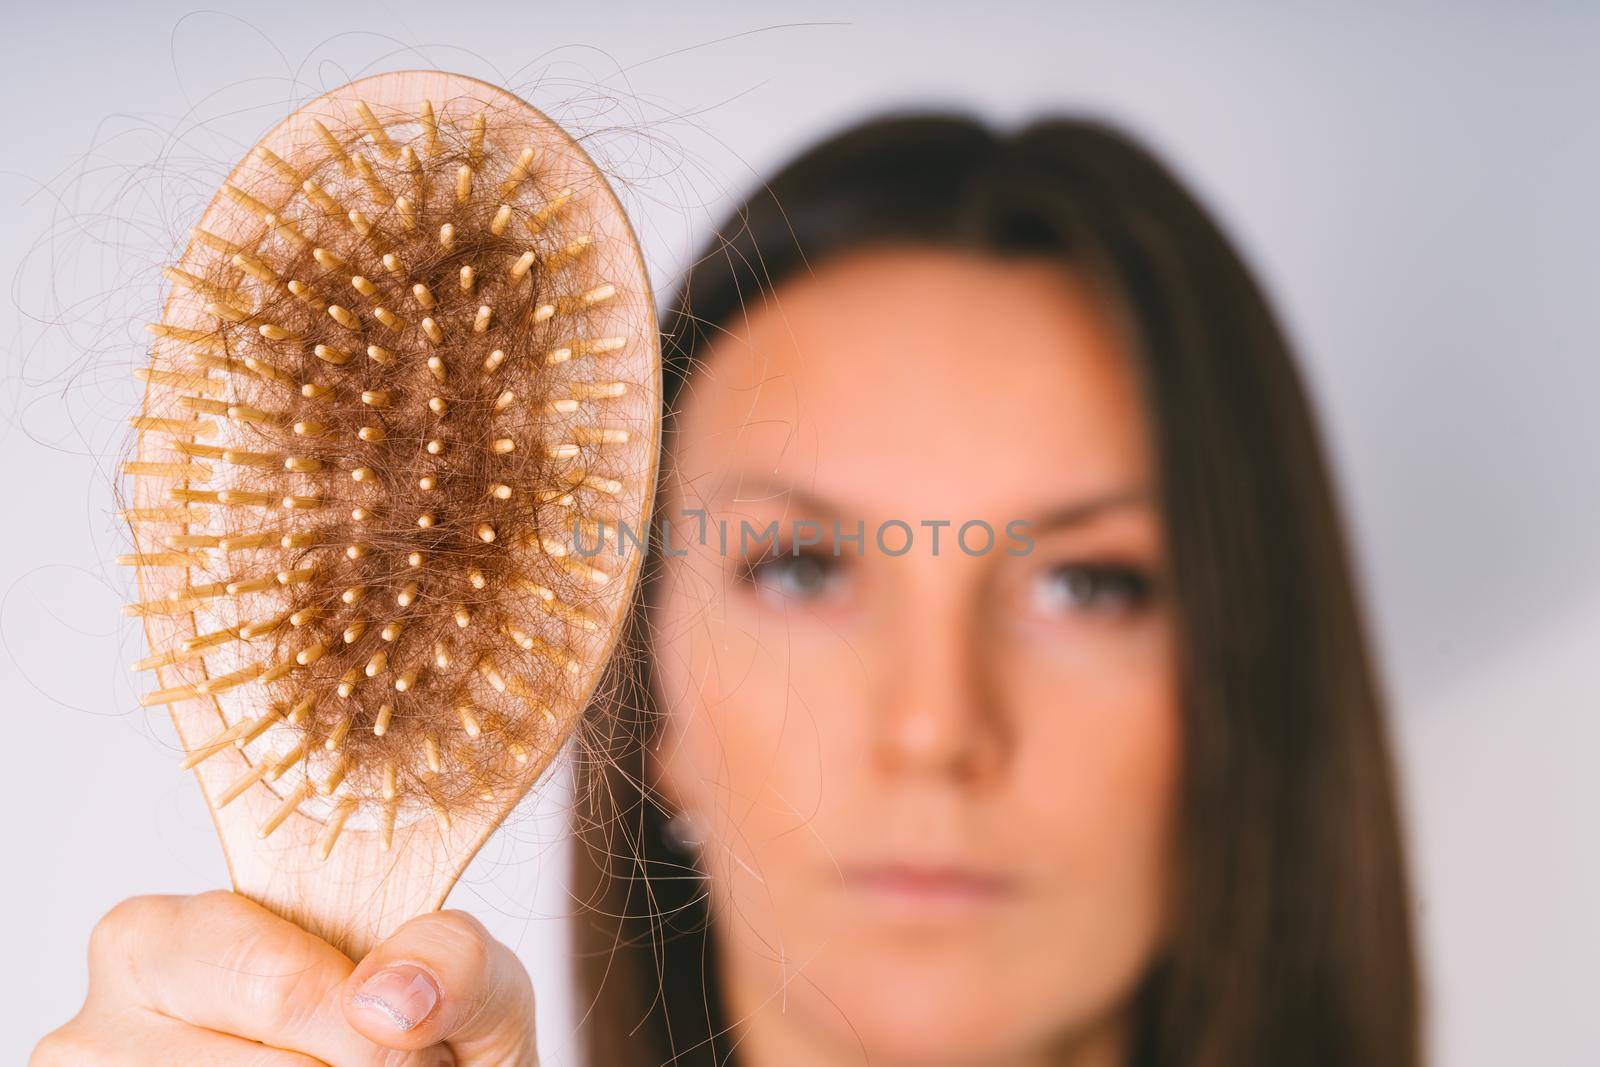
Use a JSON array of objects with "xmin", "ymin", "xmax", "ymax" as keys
[{"xmin": 651, "ymin": 247, "xmax": 1179, "ymax": 1066}]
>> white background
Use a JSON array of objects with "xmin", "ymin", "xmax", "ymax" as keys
[{"xmin": 2, "ymin": 3, "xmax": 1597, "ymax": 1064}]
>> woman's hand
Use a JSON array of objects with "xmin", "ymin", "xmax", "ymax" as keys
[{"xmin": 31, "ymin": 890, "xmax": 538, "ymax": 1066}]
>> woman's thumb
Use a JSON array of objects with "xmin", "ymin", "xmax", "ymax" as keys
[{"xmin": 343, "ymin": 910, "xmax": 537, "ymax": 1065}]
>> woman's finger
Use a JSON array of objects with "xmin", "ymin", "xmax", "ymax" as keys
[
  {"xmin": 33, "ymin": 1005, "xmax": 330, "ymax": 1066},
  {"xmin": 344, "ymin": 910, "xmax": 536, "ymax": 1064},
  {"xmin": 92, "ymin": 891, "xmax": 439, "ymax": 1067}
]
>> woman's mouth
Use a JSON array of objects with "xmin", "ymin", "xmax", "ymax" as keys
[{"xmin": 839, "ymin": 863, "xmax": 1019, "ymax": 917}]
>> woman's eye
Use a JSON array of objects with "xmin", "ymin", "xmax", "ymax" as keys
[
  {"xmin": 740, "ymin": 550, "xmax": 842, "ymax": 603},
  {"xmin": 1031, "ymin": 563, "xmax": 1154, "ymax": 617}
]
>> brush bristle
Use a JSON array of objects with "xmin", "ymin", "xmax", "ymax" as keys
[{"xmin": 122, "ymin": 87, "xmax": 658, "ymax": 856}]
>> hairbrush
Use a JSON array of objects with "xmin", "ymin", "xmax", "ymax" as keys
[{"xmin": 120, "ymin": 71, "xmax": 661, "ymax": 957}]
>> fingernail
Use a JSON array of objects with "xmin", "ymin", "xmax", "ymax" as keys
[{"xmin": 352, "ymin": 964, "xmax": 440, "ymax": 1032}]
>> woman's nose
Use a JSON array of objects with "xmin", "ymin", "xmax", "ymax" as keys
[{"xmin": 872, "ymin": 590, "xmax": 1006, "ymax": 782}]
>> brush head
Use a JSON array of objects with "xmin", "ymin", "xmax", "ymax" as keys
[{"xmin": 122, "ymin": 72, "xmax": 660, "ymax": 872}]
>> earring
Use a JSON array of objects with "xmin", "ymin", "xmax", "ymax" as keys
[{"xmin": 661, "ymin": 808, "xmax": 708, "ymax": 852}]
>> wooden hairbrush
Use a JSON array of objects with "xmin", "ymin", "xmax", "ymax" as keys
[{"xmin": 120, "ymin": 71, "xmax": 661, "ymax": 958}]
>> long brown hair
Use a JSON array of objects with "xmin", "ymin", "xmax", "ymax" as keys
[{"xmin": 571, "ymin": 112, "xmax": 1421, "ymax": 1067}]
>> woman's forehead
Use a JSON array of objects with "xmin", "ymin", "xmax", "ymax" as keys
[{"xmin": 673, "ymin": 247, "xmax": 1155, "ymax": 518}]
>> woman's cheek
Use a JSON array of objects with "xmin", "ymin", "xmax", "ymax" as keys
[
  {"xmin": 1000, "ymin": 627, "xmax": 1180, "ymax": 928},
  {"xmin": 713, "ymin": 603, "xmax": 869, "ymax": 830},
  {"xmin": 656, "ymin": 565, "xmax": 865, "ymax": 845}
]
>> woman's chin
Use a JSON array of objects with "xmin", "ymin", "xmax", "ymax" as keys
[
  {"xmin": 798, "ymin": 948, "xmax": 1076, "ymax": 1067},
  {"xmin": 818, "ymin": 1002, "xmax": 1051, "ymax": 1067}
]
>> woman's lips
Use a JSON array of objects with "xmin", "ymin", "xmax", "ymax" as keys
[{"xmin": 839, "ymin": 863, "xmax": 1019, "ymax": 916}]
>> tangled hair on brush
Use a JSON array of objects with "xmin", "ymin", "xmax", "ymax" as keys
[
  {"xmin": 124, "ymin": 80, "xmax": 659, "ymax": 848},
  {"xmin": 574, "ymin": 113, "xmax": 1420, "ymax": 1067}
]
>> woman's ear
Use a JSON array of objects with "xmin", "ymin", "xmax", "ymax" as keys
[
  {"xmin": 640, "ymin": 739, "xmax": 670, "ymax": 810},
  {"xmin": 641, "ymin": 732, "xmax": 683, "ymax": 823},
  {"xmin": 639, "ymin": 704, "xmax": 713, "ymax": 856}
]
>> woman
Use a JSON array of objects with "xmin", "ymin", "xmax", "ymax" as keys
[{"xmin": 34, "ymin": 114, "xmax": 1420, "ymax": 1067}]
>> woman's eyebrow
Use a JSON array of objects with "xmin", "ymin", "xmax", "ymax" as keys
[
  {"xmin": 720, "ymin": 476, "xmax": 847, "ymax": 518},
  {"xmin": 713, "ymin": 478, "xmax": 1151, "ymax": 531},
  {"xmin": 1032, "ymin": 486, "xmax": 1153, "ymax": 531}
]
